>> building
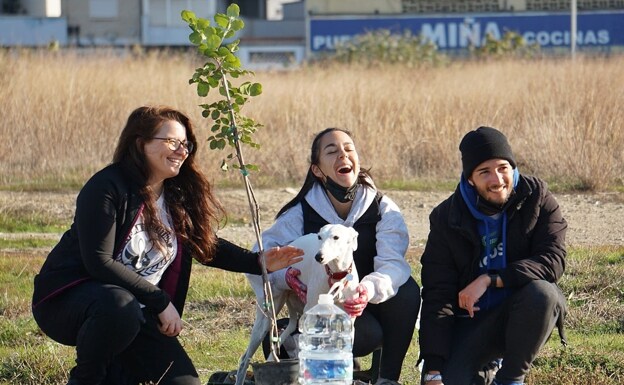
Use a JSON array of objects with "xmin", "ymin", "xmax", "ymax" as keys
[{"xmin": 1, "ymin": 0, "xmax": 623, "ymax": 65}]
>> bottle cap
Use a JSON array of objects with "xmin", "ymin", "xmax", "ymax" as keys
[{"xmin": 318, "ymin": 293, "xmax": 333, "ymax": 305}]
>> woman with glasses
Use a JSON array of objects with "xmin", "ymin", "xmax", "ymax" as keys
[{"xmin": 31, "ymin": 106, "xmax": 303, "ymax": 385}]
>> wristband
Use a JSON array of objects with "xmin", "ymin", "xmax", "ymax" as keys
[
  {"xmin": 489, "ymin": 274, "xmax": 498, "ymax": 288},
  {"xmin": 424, "ymin": 373, "xmax": 443, "ymax": 382}
]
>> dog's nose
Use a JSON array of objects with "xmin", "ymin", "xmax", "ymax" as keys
[{"xmin": 315, "ymin": 252, "xmax": 324, "ymax": 263}]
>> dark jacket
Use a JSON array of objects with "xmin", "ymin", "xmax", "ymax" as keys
[
  {"xmin": 419, "ymin": 174, "xmax": 567, "ymax": 370},
  {"xmin": 32, "ymin": 163, "xmax": 261, "ymax": 316}
]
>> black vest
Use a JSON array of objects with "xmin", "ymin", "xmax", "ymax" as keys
[{"xmin": 301, "ymin": 193, "xmax": 382, "ymax": 278}]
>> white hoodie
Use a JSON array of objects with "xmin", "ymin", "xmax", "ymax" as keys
[{"xmin": 258, "ymin": 182, "xmax": 411, "ymax": 304}]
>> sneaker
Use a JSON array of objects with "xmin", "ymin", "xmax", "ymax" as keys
[
  {"xmin": 492, "ymin": 381, "xmax": 524, "ymax": 385},
  {"xmin": 482, "ymin": 359, "xmax": 502, "ymax": 384}
]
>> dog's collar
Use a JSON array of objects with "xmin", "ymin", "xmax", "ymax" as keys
[{"xmin": 325, "ymin": 263, "xmax": 353, "ymax": 284}]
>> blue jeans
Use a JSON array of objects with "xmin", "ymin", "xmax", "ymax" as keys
[{"xmin": 32, "ymin": 280, "xmax": 200, "ymax": 385}]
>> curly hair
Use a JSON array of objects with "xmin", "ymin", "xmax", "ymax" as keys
[{"xmin": 113, "ymin": 106, "xmax": 224, "ymax": 263}]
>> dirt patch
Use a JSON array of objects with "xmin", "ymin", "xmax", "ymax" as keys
[{"xmin": 2, "ymin": 189, "xmax": 622, "ymax": 249}]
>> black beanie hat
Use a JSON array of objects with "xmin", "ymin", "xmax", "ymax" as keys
[{"xmin": 459, "ymin": 126, "xmax": 516, "ymax": 177}]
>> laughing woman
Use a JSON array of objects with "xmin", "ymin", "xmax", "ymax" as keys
[
  {"xmin": 31, "ymin": 106, "xmax": 303, "ymax": 385},
  {"xmin": 259, "ymin": 128, "xmax": 421, "ymax": 385}
]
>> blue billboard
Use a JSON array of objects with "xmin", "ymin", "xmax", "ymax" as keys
[{"xmin": 308, "ymin": 11, "xmax": 624, "ymax": 52}]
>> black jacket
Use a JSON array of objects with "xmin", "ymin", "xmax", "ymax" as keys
[
  {"xmin": 32, "ymin": 163, "xmax": 261, "ymax": 316},
  {"xmin": 419, "ymin": 175, "xmax": 567, "ymax": 370}
]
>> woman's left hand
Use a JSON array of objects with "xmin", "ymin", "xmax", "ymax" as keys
[
  {"xmin": 343, "ymin": 284, "xmax": 369, "ymax": 317},
  {"xmin": 261, "ymin": 246, "xmax": 304, "ymax": 273}
]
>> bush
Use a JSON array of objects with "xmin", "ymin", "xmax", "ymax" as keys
[
  {"xmin": 330, "ymin": 29, "xmax": 445, "ymax": 67},
  {"xmin": 470, "ymin": 30, "xmax": 540, "ymax": 59}
]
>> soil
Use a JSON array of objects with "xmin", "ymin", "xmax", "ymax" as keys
[{"xmin": 1, "ymin": 188, "xmax": 623, "ymax": 248}]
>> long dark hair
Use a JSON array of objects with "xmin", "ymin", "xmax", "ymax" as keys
[
  {"xmin": 275, "ymin": 127, "xmax": 374, "ymax": 219},
  {"xmin": 113, "ymin": 106, "xmax": 224, "ymax": 263}
]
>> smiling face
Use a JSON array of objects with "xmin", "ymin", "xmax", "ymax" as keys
[
  {"xmin": 143, "ymin": 120, "xmax": 189, "ymax": 187},
  {"xmin": 468, "ymin": 158, "xmax": 515, "ymax": 206},
  {"xmin": 311, "ymin": 130, "xmax": 360, "ymax": 188}
]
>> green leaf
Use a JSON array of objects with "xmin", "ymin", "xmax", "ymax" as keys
[
  {"xmin": 202, "ymin": 110, "xmax": 210, "ymax": 118},
  {"xmin": 224, "ymin": 30, "xmax": 236, "ymax": 39},
  {"xmin": 197, "ymin": 81, "xmax": 209, "ymax": 97},
  {"xmin": 211, "ymin": 124, "xmax": 220, "ymax": 132},
  {"xmin": 224, "ymin": 54, "xmax": 241, "ymax": 67},
  {"xmin": 207, "ymin": 77, "xmax": 219, "ymax": 88},
  {"xmin": 205, "ymin": 34, "xmax": 222, "ymax": 51},
  {"xmin": 239, "ymin": 81, "xmax": 251, "ymax": 94},
  {"xmin": 209, "ymin": 140, "xmax": 219, "ymax": 150},
  {"xmin": 226, "ymin": 39, "xmax": 240, "ymax": 52},
  {"xmin": 203, "ymin": 26, "xmax": 216, "ymax": 37},
  {"xmin": 249, "ymin": 83, "xmax": 263, "ymax": 96},
  {"xmin": 189, "ymin": 31, "xmax": 202, "ymax": 45},
  {"xmin": 217, "ymin": 139, "xmax": 226, "ymax": 149},
  {"xmin": 211, "ymin": 109, "xmax": 220, "ymax": 120},
  {"xmin": 218, "ymin": 46, "xmax": 230, "ymax": 57},
  {"xmin": 231, "ymin": 19, "xmax": 245, "ymax": 32},
  {"xmin": 181, "ymin": 10, "xmax": 196, "ymax": 23},
  {"xmin": 214, "ymin": 14, "xmax": 229, "ymax": 29},
  {"xmin": 197, "ymin": 18, "xmax": 210, "ymax": 30},
  {"xmin": 246, "ymin": 164, "xmax": 259, "ymax": 172},
  {"xmin": 226, "ymin": 4, "xmax": 240, "ymax": 17}
]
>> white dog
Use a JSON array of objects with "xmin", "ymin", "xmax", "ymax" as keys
[{"xmin": 235, "ymin": 224, "xmax": 360, "ymax": 385}]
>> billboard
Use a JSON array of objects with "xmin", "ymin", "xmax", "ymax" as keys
[{"xmin": 308, "ymin": 11, "xmax": 624, "ymax": 52}]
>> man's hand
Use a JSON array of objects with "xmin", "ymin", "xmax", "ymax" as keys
[
  {"xmin": 457, "ymin": 274, "xmax": 490, "ymax": 317},
  {"xmin": 261, "ymin": 246, "xmax": 304, "ymax": 273},
  {"xmin": 343, "ymin": 284, "xmax": 369, "ymax": 317},
  {"xmin": 158, "ymin": 302, "xmax": 182, "ymax": 337},
  {"xmin": 285, "ymin": 267, "xmax": 307, "ymax": 303}
]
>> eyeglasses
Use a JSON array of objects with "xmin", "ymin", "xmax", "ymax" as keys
[{"xmin": 151, "ymin": 137, "xmax": 194, "ymax": 153}]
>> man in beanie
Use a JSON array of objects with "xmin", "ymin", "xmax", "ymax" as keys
[{"xmin": 418, "ymin": 126, "xmax": 568, "ymax": 385}]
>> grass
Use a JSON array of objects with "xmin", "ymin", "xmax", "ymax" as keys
[
  {"xmin": 0, "ymin": 50, "xmax": 623, "ymax": 191},
  {"xmin": 1, "ymin": 245, "xmax": 622, "ymax": 384},
  {"xmin": 1, "ymin": 49, "xmax": 623, "ymax": 383}
]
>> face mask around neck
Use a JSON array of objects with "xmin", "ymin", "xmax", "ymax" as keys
[{"xmin": 321, "ymin": 174, "xmax": 359, "ymax": 203}]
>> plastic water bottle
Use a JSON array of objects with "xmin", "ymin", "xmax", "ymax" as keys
[{"xmin": 298, "ymin": 293, "xmax": 353, "ymax": 385}]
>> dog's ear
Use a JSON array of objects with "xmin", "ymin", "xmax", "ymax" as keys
[{"xmin": 348, "ymin": 227, "xmax": 358, "ymax": 251}]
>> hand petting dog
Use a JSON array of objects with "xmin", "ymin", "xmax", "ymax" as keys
[{"xmin": 260, "ymin": 245, "xmax": 304, "ymax": 272}]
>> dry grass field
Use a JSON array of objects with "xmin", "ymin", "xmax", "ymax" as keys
[
  {"xmin": 0, "ymin": 49, "xmax": 622, "ymax": 191},
  {"xmin": 0, "ymin": 49, "xmax": 623, "ymax": 385}
]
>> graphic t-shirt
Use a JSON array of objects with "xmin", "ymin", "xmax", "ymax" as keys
[
  {"xmin": 116, "ymin": 194, "xmax": 177, "ymax": 286},
  {"xmin": 476, "ymin": 213, "xmax": 508, "ymax": 311}
]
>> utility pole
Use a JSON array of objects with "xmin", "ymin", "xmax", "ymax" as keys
[{"xmin": 571, "ymin": 0, "xmax": 577, "ymax": 58}]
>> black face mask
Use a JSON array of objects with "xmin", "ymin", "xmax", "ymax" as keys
[{"xmin": 321, "ymin": 175, "xmax": 359, "ymax": 203}]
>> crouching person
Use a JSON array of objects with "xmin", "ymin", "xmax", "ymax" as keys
[{"xmin": 418, "ymin": 126, "xmax": 567, "ymax": 385}]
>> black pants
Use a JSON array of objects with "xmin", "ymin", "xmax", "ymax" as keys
[
  {"xmin": 32, "ymin": 281, "xmax": 200, "ymax": 385},
  {"xmin": 353, "ymin": 276, "xmax": 421, "ymax": 381},
  {"xmin": 423, "ymin": 280, "xmax": 566, "ymax": 385}
]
